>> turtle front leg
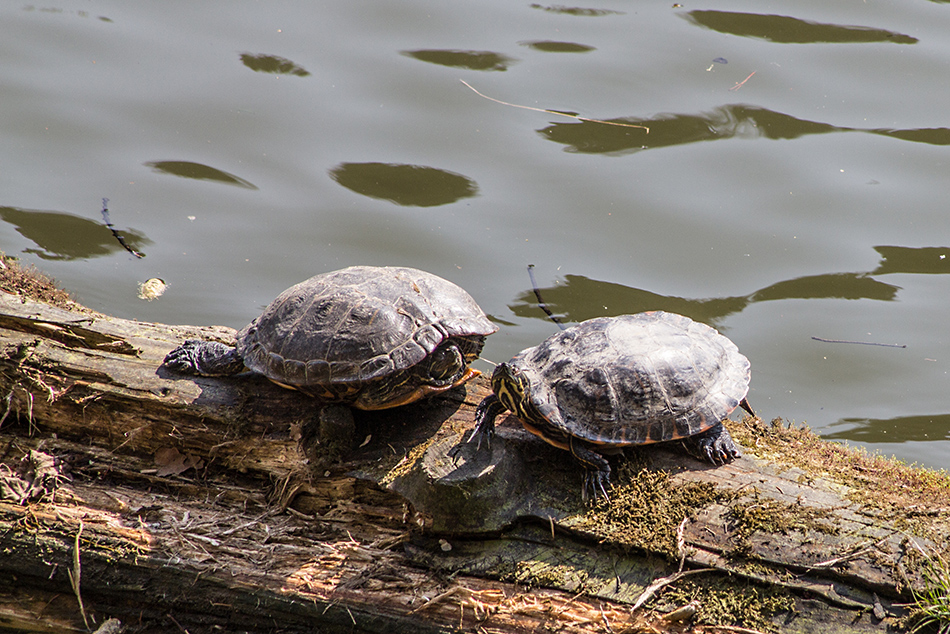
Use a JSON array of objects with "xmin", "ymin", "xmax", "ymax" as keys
[
  {"xmin": 680, "ymin": 422, "xmax": 741, "ymax": 465},
  {"xmin": 470, "ymin": 393, "xmax": 509, "ymax": 450},
  {"xmin": 450, "ymin": 394, "xmax": 507, "ymax": 461},
  {"xmin": 163, "ymin": 340, "xmax": 245, "ymax": 376},
  {"xmin": 568, "ymin": 437, "xmax": 612, "ymax": 502}
]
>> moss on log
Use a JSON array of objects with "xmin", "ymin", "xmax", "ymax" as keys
[{"xmin": 1, "ymin": 275, "xmax": 948, "ymax": 633}]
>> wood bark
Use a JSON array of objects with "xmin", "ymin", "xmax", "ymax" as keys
[{"xmin": 0, "ymin": 290, "xmax": 944, "ymax": 633}]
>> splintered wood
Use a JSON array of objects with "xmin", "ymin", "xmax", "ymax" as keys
[{"xmin": 2, "ymin": 287, "xmax": 946, "ymax": 633}]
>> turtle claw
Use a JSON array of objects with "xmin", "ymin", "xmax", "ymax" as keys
[
  {"xmin": 450, "ymin": 393, "xmax": 507, "ymax": 463},
  {"xmin": 583, "ymin": 470, "xmax": 611, "ymax": 504},
  {"xmin": 472, "ymin": 425, "xmax": 493, "ymax": 452},
  {"xmin": 682, "ymin": 422, "xmax": 741, "ymax": 466},
  {"xmin": 449, "ymin": 419, "xmax": 496, "ymax": 463},
  {"xmin": 449, "ymin": 427, "xmax": 490, "ymax": 463}
]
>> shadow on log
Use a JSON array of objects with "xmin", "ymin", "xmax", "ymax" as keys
[{"xmin": 0, "ymin": 280, "xmax": 948, "ymax": 633}]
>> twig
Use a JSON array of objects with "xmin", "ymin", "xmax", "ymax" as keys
[
  {"xmin": 528, "ymin": 265, "xmax": 566, "ymax": 331},
  {"xmin": 807, "ymin": 534, "xmax": 892, "ymax": 570},
  {"xmin": 26, "ymin": 391, "xmax": 35, "ymax": 436},
  {"xmin": 101, "ymin": 198, "xmax": 145, "ymax": 259},
  {"xmin": 729, "ymin": 71, "xmax": 755, "ymax": 91},
  {"xmin": 554, "ymin": 590, "xmax": 588, "ymax": 616},
  {"xmin": 218, "ymin": 519, "xmax": 259, "ymax": 537},
  {"xmin": 167, "ymin": 614, "xmax": 191, "ymax": 634},
  {"xmin": 68, "ymin": 521, "xmax": 91, "ymax": 630},
  {"xmin": 0, "ymin": 390, "xmax": 12, "ymax": 429},
  {"xmin": 811, "ymin": 337, "xmax": 906, "ymax": 349},
  {"xmin": 600, "ymin": 605, "xmax": 614, "ymax": 633},
  {"xmin": 706, "ymin": 626, "xmax": 769, "ymax": 634},
  {"xmin": 662, "ymin": 599, "xmax": 699, "ymax": 622},
  {"xmin": 461, "ymin": 80, "xmax": 649, "ymax": 132},
  {"xmin": 631, "ymin": 568, "xmax": 715, "ymax": 611},
  {"xmin": 676, "ymin": 517, "xmax": 688, "ymax": 573},
  {"xmin": 408, "ymin": 585, "xmax": 470, "ymax": 615}
]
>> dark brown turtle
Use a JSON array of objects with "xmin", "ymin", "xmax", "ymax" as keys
[
  {"xmin": 163, "ymin": 266, "xmax": 497, "ymax": 409},
  {"xmin": 465, "ymin": 311, "xmax": 752, "ymax": 499}
]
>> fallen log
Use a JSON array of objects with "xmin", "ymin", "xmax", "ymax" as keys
[{"xmin": 0, "ymin": 266, "xmax": 948, "ymax": 634}]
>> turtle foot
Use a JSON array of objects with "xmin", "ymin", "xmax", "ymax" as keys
[
  {"xmin": 681, "ymin": 423, "xmax": 741, "ymax": 465},
  {"xmin": 450, "ymin": 393, "xmax": 505, "ymax": 461},
  {"xmin": 448, "ymin": 423, "xmax": 493, "ymax": 462},
  {"xmin": 570, "ymin": 442, "xmax": 612, "ymax": 502},
  {"xmin": 583, "ymin": 468, "xmax": 611, "ymax": 503}
]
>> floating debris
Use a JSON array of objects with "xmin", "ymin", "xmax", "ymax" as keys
[
  {"xmin": 101, "ymin": 198, "xmax": 145, "ymax": 258},
  {"xmin": 811, "ymin": 336, "xmax": 906, "ymax": 349},
  {"xmin": 729, "ymin": 71, "xmax": 756, "ymax": 91},
  {"xmin": 138, "ymin": 278, "xmax": 167, "ymax": 301},
  {"xmin": 461, "ymin": 80, "xmax": 649, "ymax": 132}
]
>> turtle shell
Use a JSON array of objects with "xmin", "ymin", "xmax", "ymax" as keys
[
  {"xmin": 235, "ymin": 266, "xmax": 496, "ymax": 398},
  {"xmin": 510, "ymin": 311, "xmax": 750, "ymax": 447}
]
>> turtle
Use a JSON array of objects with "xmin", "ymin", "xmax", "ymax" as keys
[
  {"xmin": 464, "ymin": 311, "xmax": 753, "ymax": 499},
  {"xmin": 163, "ymin": 266, "xmax": 497, "ymax": 409}
]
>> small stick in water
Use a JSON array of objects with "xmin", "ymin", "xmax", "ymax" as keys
[
  {"xmin": 461, "ymin": 80, "xmax": 649, "ymax": 132},
  {"xmin": 811, "ymin": 337, "xmax": 906, "ymax": 349},
  {"xmin": 729, "ymin": 71, "xmax": 756, "ymax": 91},
  {"xmin": 101, "ymin": 198, "xmax": 145, "ymax": 259},
  {"xmin": 527, "ymin": 264, "xmax": 566, "ymax": 331}
]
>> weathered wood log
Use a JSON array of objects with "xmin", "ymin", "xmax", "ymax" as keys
[{"xmin": 0, "ymin": 284, "xmax": 947, "ymax": 633}]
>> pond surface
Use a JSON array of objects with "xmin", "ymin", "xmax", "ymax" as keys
[{"xmin": 3, "ymin": 1, "xmax": 949, "ymax": 469}]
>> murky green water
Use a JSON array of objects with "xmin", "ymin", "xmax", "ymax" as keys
[{"xmin": 2, "ymin": 1, "xmax": 949, "ymax": 469}]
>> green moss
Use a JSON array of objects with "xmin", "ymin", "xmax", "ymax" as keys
[
  {"xmin": 379, "ymin": 434, "xmax": 439, "ymax": 486},
  {"xmin": 514, "ymin": 560, "xmax": 590, "ymax": 592},
  {"xmin": 573, "ymin": 462, "xmax": 733, "ymax": 561},
  {"xmin": 727, "ymin": 416, "xmax": 950, "ymax": 603},
  {"xmin": 729, "ymin": 417, "xmax": 950, "ymax": 513},
  {"xmin": 726, "ymin": 494, "xmax": 838, "ymax": 558},
  {"xmin": 661, "ymin": 576, "xmax": 795, "ymax": 632}
]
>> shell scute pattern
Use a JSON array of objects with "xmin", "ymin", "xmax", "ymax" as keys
[
  {"xmin": 163, "ymin": 265, "xmax": 496, "ymax": 410},
  {"xmin": 278, "ymin": 357, "xmax": 306, "ymax": 385},
  {"xmin": 235, "ymin": 267, "xmax": 481, "ymax": 388},
  {"xmin": 233, "ymin": 266, "xmax": 495, "ymax": 394},
  {"xmin": 413, "ymin": 322, "xmax": 448, "ymax": 352},
  {"xmin": 358, "ymin": 353, "xmax": 396, "ymax": 382},
  {"xmin": 306, "ymin": 359, "xmax": 331, "ymax": 385},
  {"xmin": 519, "ymin": 312, "xmax": 750, "ymax": 447}
]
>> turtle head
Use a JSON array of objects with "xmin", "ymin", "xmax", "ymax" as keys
[
  {"xmin": 425, "ymin": 342, "xmax": 466, "ymax": 384},
  {"xmin": 491, "ymin": 362, "xmax": 533, "ymax": 419}
]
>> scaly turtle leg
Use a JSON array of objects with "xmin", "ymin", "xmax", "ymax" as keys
[
  {"xmin": 567, "ymin": 437, "xmax": 612, "ymax": 502},
  {"xmin": 163, "ymin": 340, "xmax": 245, "ymax": 376},
  {"xmin": 680, "ymin": 422, "xmax": 741, "ymax": 465},
  {"xmin": 450, "ymin": 394, "xmax": 508, "ymax": 460}
]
